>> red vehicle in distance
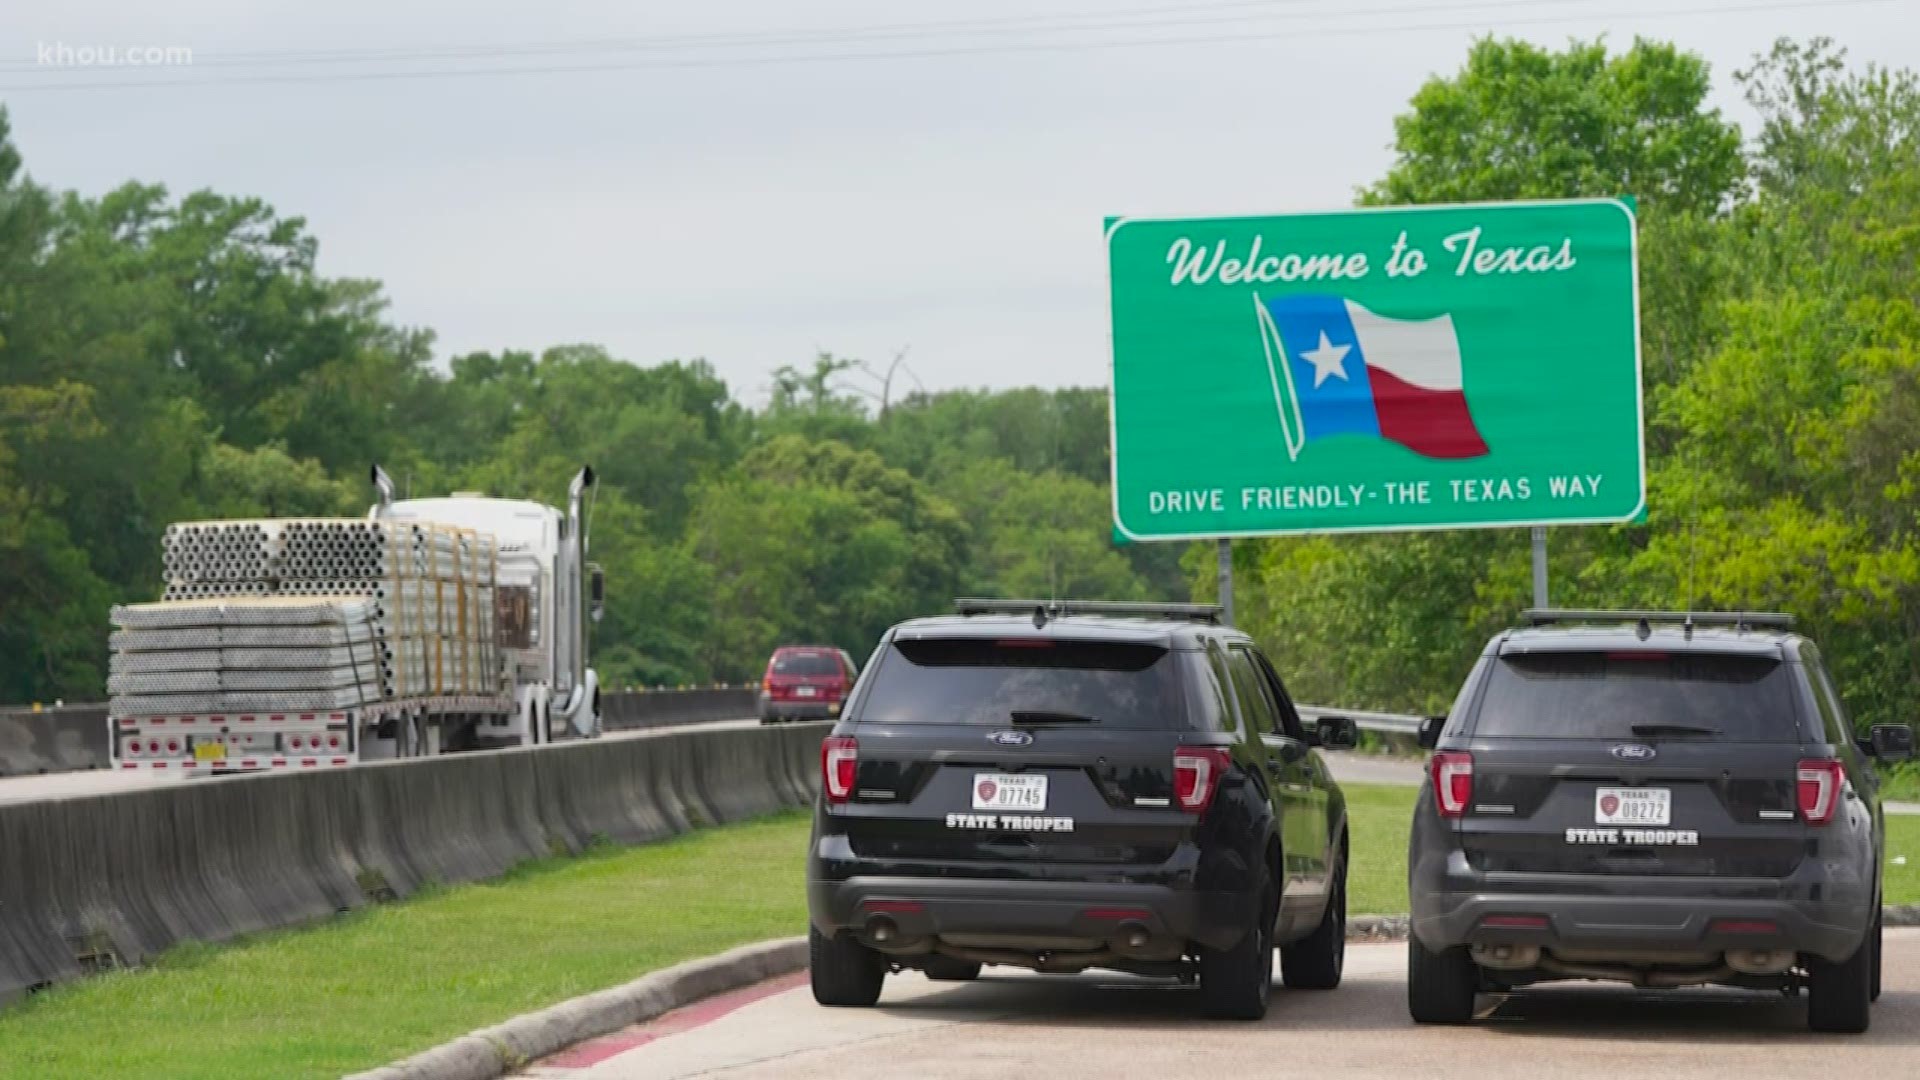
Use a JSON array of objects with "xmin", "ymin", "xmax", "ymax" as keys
[{"xmin": 759, "ymin": 645, "xmax": 860, "ymax": 724}]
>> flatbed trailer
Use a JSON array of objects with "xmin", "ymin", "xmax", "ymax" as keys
[{"xmin": 112, "ymin": 694, "xmax": 515, "ymax": 772}]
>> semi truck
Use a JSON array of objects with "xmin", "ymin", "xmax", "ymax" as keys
[{"xmin": 108, "ymin": 466, "xmax": 604, "ymax": 774}]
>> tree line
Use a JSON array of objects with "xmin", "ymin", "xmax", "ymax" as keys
[{"xmin": 2, "ymin": 35, "xmax": 1915, "ymax": 734}]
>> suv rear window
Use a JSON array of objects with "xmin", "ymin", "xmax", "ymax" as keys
[
  {"xmin": 772, "ymin": 652, "xmax": 841, "ymax": 676},
  {"xmin": 1472, "ymin": 651, "xmax": 1803, "ymax": 742},
  {"xmin": 855, "ymin": 638, "xmax": 1202, "ymax": 729}
]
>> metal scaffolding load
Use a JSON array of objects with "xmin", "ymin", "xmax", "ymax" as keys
[{"xmin": 111, "ymin": 517, "xmax": 499, "ymax": 718}]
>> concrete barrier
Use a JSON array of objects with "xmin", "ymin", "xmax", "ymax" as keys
[
  {"xmin": 0, "ymin": 689, "xmax": 761, "ymax": 778},
  {"xmin": 0, "ymin": 722, "xmax": 827, "ymax": 1003},
  {"xmin": 600, "ymin": 688, "xmax": 760, "ymax": 730},
  {"xmin": 0, "ymin": 705, "xmax": 110, "ymax": 778}
]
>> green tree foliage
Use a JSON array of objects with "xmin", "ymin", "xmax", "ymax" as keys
[
  {"xmin": 1365, "ymin": 36, "xmax": 1744, "ymax": 213},
  {"xmin": 1213, "ymin": 36, "xmax": 1920, "ymax": 728},
  {"xmin": 3, "ymin": 34, "xmax": 1917, "ymax": 735},
  {"xmin": 684, "ymin": 436, "xmax": 968, "ymax": 680},
  {"xmin": 937, "ymin": 457, "xmax": 1147, "ymax": 601}
]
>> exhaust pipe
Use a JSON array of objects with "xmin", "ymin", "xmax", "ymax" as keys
[
  {"xmin": 370, "ymin": 464, "xmax": 395, "ymax": 516},
  {"xmin": 554, "ymin": 465, "xmax": 597, "ymax": 729},
  {"xmin": 1726, "ymin": 948, "xmax": 1794, "ymax": 975},
  {"xmin": 1471, "ymin": 942, "xmax": 1542, "ymax": 971}
]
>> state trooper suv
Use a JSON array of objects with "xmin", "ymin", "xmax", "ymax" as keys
[
  {"xmin": 1408, "ymin": 609, "xmax": 1914, "ymax": 1033},
  {"xmin": 806, "ymin": 599, "xmax": 1359, "ymax": 1020}
]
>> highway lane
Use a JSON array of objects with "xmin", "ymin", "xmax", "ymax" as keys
[
  {"xmin": 525, "ymin": 931, "xmax": 1920, "ymax": 1080},
  {"xmin": 0, "ymin": 718, "xmax": 765, "ymax": 805}
]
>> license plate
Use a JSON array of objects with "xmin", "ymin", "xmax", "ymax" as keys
[
  {"xmin": 194, "ymin": 741, "xmax": 227, "ymax": 762},
  {"xmin": 1596, "ymin": 786, "xmax": 1669, "ymax": 826},
  {"xmin": 796, "ymin": 686, "xmax": 818, "ymax": 698},
  {"xmin": 973, "ymin": 773, "xmax": 1047, "ymax": 811}
]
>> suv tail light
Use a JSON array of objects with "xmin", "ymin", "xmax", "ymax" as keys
[
  {"xmin": 823, "ymin": 736, "xmax": 858, "ymax": 804},
  {"xmin": 1173, "ymin": 746, "xmax": 1232, "ymax": 812},
  {"xmin": 1796, "ymin": 758, "xmax": 1844, "ymax": 825},
  {"xmin": 1431, "ymin": 751, "xmax": 1473, "ymax": 818}
]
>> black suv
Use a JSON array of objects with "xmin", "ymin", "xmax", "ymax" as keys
[
  {"xmin": 1408, "ymin": 609, "xmax": 1914, "ymax": 1033},
  {"xmin": 806, "ymin": 598, "xmax": 1360, "ymax": 1019}
]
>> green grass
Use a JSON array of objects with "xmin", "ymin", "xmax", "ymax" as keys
[
  {"xmin": 0, "ymin": 812, "xmax": 814, "ymax": 1080},
  {"xmin": 1884, "ymin": 814, "xmax": 1920, "ymax": 906},
  {"xmin": 1344, "ymin": 782, "xmax": 1418, "ymax": 915},
  {"xmin": 1342, "ymin": 782, "xmax": 1920, "ymax": 911},
  {"xmin": 3, "ymin": 787, "xmax": 1914, "ymax": 1080},
  {"xmin": 1880, "ymin": 762, "xmax": 1920, "ymax": 803}
]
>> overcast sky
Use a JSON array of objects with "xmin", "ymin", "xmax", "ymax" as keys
[{"xmin": 1, "ymin": 1, "xmax": 1913, "ymax": 403}]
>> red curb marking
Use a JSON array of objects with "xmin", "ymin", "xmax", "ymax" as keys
[{"xmin": 539, "ymin": 971, "xmax": 808, "ymax": 1069}]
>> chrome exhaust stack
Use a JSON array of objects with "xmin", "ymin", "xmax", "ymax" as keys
[{"xmin": 369, "ymin": 464, "xmax": 396, "ymax": 517}]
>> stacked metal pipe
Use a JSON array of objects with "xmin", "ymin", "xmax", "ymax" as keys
[
  {"xmin": 112, "ymin": 517, "xmax": 500, "ymax": 718},
  {"xmin": 109, "ymin": 597, "xmax": 393, "ymax": 714}
]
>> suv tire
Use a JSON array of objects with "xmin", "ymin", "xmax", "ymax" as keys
[
  {"xmin": 810, "ymin": 926, "xmax": 885, "ymax": 1007},
  {"xmin": 1871, "ymin": 904, "xmax": 1883, "ymax": 1003},
  {"xmin": 1807, "ymin": 935, "xmax": 1872, "ymax": 1033},
  {"xmin": 920, "ymin": 956, "xmax": 982, "ymax": 982},
  {"xmin": 1281, "ymin": 863, "xmax": 1345, "ymax": 990},
  {"xmin": 1199, "ymin": 889, "xmax": 1274, "ymax": 1020},
  {"xmin": 1407, "ymin": 934, "xmax": 1478, "ymax": 1024}
]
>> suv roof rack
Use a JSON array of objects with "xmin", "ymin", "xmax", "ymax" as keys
[
  {"xmin": 953, "ymin": 598, "xmax": 1224, "ymax": 625},
  {"xmin": 1521, "ymin": 608, "xmax": 1796, "ymax": 631}
]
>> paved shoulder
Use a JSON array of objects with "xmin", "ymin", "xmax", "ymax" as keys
[{"xmin": 532, "ymin": 933, "xmax": 1920, "ymax": 1080}]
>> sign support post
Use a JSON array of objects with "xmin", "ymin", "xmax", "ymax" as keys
[
  {"xmin": 1531, "ymin": 526, "xmax": 1548, "ymax": 608},
  {"xmin": 1216, "ymin": 538, "xmax": 1234, "ymax": 626}
]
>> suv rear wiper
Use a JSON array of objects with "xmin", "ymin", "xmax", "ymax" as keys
[
  {"xmin": 1630, "ymin": 723, "xmax": 1722, "ymax": 739},
  {"xmin": 1010, "ymin": 709, "xmax": 1099, "ymax": 725}
]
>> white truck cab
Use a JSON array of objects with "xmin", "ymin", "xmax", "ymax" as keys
[{"xmin": 370, "ymin": 466, "xmax": 603, "ymax": 745}]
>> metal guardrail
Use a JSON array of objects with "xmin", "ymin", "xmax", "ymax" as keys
[{"xmin": 1298, "ymin": 704, "xmax": 1425, "ymax": 736}]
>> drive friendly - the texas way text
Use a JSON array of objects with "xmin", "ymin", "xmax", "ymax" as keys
[{"xmin": 1146, "ymin": 474, "xmax": 1608, "ymax": 517}]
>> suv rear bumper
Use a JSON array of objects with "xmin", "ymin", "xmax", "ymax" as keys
[
  {"xmin": 809, "ymin": 875, "xmax": 1255, "ymax": 954},
  {"xmin": 1412, "ymin": 852, "xmax": 1873, "ymax": 964},
  {"xmin": 758, "ymin": 695, "xmax": 840, "ymax": 720}
]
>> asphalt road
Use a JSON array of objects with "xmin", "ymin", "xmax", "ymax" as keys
[
  {"xmin": 525, "ymin": 930, "xmax": 1920, "ymax": 1080},
  {"xmin": 0, "ymin": 718, "xmax": 763, "ymax": 805}
]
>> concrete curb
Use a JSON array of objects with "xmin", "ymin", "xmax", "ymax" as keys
[
  {"xmin": 1347, "ymin": 905, "xmax": 1920, "ymax": 940},
  {"xmin": 343, "ymin": 936, "xmax": 808, "ymax": 1080},
  {"xmin": 1348, "ymin": 914, "xmax": 1411, "ymax": 941}
]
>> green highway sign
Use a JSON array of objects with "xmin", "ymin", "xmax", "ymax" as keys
[{"xmin": 1106, "ymin": 197, "xmax": 1644, "ymax": 541}]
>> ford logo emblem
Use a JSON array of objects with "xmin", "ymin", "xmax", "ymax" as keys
[
  {"xmin": 987, "ymin": 730, "xmax": 1033, "ymax": 747},
  {"xmin": 1610, "ymin": 744, "xmax": 1657, "ymax": 761}
]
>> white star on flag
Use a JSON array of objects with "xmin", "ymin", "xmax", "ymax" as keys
[{"xmin": 1300, "ymin": 331, "xmax": 1352, "ymax": 389}]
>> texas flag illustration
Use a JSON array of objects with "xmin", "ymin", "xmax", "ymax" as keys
[{"xmin": 1255, "ymin": 293, "xmax": 1489, "ymax": 460}]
